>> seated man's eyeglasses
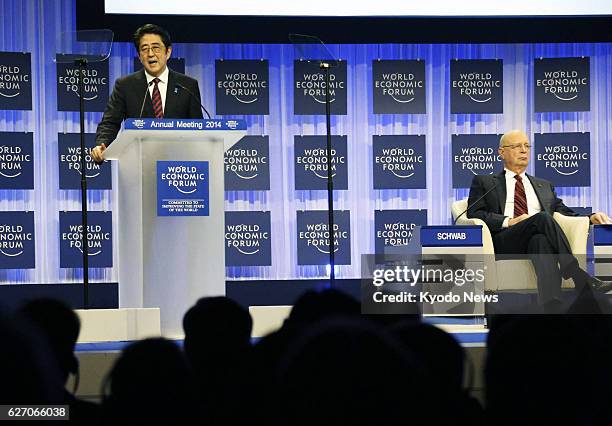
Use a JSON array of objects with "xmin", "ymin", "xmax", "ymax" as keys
[{"xmin": 502, "ymin": 143, "xmax": 531, "ymax": 150}]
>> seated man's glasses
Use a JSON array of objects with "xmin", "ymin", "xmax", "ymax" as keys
[{"xmin": 502, "ymin": 143, "xmax": 531, "ymax": 150}]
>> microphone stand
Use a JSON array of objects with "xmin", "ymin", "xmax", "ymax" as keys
[
  {"xmin": 288, "ymin": 34, "xmax": 338, "ymax": 287},
  {"xmin": 321, "ymin": 61, "xmax": 335, "ymax": 286},
  {"xmin": 453, "ymin": 181, "xmax": 499, "ymax": 224},
  {"xmin": 175, "ymin": 83, "xmax": 212, "ymax": 119},
  {"xmin": 76, "ymin": 57, "xmax": 90, "ymax": 309}
]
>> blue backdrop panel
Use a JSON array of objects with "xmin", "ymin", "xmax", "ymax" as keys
[{"xmin": 0, "ymin": 0, "xmax": 610, "ymax": 289}]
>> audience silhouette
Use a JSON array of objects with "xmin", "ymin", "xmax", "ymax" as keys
[
  {"xmin": 391, "ymin": 321, "xmax": 484, "ymax": 425},
  {"xmin": 0, "ymin": 311, "xmax": 62, "ymax": 405},
  {"xmin": 102, "ymin": 338, "xmax": 199, "ymax": 425},
  {"xmin": 183, "ymin": 297, "xmax": 252, "ymax": 426},
  {"xmin": 18, "ymin": 298, "xmax": 101, "ymax": 425},
  {"xmin": 274, "ymin": 317, "xmax": 431, "ymax": 425},
  {"xmin": 2, "ymin": 289, "xmax": 612, "ymax": 425},
  {"xmin": 486, "ymin": 314, "xmax": 612, "ymax": 426}
]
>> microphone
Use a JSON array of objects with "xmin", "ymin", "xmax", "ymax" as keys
[
  {"xmin": 139, "ymin": 80, "xmax": 154, "ymax": 118},
  {"xmin": 175, "ymin": 82, "xmax": 212, "ymax": 119},
  {"xmin": 453, "ymin": 180, "xmax": 499, "ymax": 225}
]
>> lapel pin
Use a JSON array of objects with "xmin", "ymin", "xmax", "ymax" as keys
[{"xmin": 174, "ymin": 87, "xmax": 178, "ymax": 94}]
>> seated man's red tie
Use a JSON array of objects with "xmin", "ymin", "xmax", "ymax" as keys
[{"xmin": 514, "ymin": 174, "xmax": 528, "ymax": 217}]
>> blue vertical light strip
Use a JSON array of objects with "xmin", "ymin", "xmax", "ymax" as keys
[
  {"xmin": 0, "ymin": 0, "xmax": 611, "ymax": 285},
  {"xmin": 0, "ymin": 0, "xmax": 115, "ymax": 285},
  {"xmin": 0, "ymin": 0, "xmax": 29, "ymax": 283}
]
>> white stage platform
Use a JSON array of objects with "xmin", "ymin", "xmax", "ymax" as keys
[{"xmin": 75, "ymin": 308, "xmax": 161, "ymax": 343}]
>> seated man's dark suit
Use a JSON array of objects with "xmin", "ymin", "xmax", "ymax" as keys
[
  {"xmin": 95, "ymin": 69, "xmax": 203, "ymax": 147},
  {"xmin": 468, "ymin": 170, "xmax": 583, "ymax": 303}
]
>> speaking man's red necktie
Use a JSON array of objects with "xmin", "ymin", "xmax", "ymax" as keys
[
  {"xmin": 151, "ymin": 77, "xmax": 163, "ymax": 118},
  {"xmin": 514, "ymin": 174, "xmax": 528, "ymax": 217}
]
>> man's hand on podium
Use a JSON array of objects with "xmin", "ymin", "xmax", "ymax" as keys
[{"xmin": 91, "ymin": 143, "xmax": 106, "ymax": 163}]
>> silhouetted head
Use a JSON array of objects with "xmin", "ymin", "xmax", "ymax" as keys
[
  {"xmin": 391, "ymin": 322, "xmax": 465, "ymax": 391},
  {"xmin": 276, "ymin": 318, "xmax": 430, "ymax": 426},
  {"xmin": 0, "ymin": 311, "xmax": 63, "ymax": 403},
  {"xmin": 103, "ymin": 338, "xmax": 197, "ymax": 425},
  {"xmin": 18, "ymin": 298, "xmax": 80, "ymax": 382},
  {"xmin": 182, "ymin": 298, "xmax": 253, "ymax": 425},
  {"xmin": 285, "ymin": 289, "xmax": 360, "ymax": 327},
  {"xmin": 183, "ymin": 297, "xmax": 252, "ymax": 366}
]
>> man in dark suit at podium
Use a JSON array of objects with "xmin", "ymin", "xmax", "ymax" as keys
[
  {"xmin": 467, "ymin": 130, "xmax": 612, "ymax": 304},
  {"xmin": 92, "ymin": 24, "xmax": 203, "ymax": 162}
]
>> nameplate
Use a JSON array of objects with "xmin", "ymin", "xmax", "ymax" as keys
[
  {"xmin": 124, "ymin": 118, "xmax": 247, "ymax": 131},
  {"xmin": 420, "ymin": 225, "xmax": 482, "ymax": 247},
  {"xmin": 594, "ymin": 225, "xmax": 612, "ymax": 246}
]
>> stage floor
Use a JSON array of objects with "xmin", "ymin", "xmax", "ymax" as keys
[{"xmin": 71, "ymin": 317, "xmax": 488, "ymax": 403}]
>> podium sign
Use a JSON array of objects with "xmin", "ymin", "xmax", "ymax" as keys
[
  {"xmin": 105, "ymin": 119, "xmax": 246, "ymax": 336},
  {"xmin": 157, "ymin": 160, "xmax": 210, "ymax": 216},
  {"xmin": 420, "ymin": 225, "xmax": 485, "ymax": 316}
]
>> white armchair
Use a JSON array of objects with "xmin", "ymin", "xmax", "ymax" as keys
[{"xmin": 451, "ymin": 199, "xmax": 589, "ymax": 291}]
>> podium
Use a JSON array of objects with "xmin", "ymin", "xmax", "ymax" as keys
[{"xmin": 104, "ymin": 118, "xmax": 246, "ymax": 337}]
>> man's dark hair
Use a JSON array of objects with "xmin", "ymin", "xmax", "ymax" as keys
[{"xmin": 133, "ymin": 24, "xmax": 172, "ymax": 50}]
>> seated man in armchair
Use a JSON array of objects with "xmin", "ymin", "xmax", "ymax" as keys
[{"xmin": 467, "ymin": 130, "xmax": 612, "ymax": 304}]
